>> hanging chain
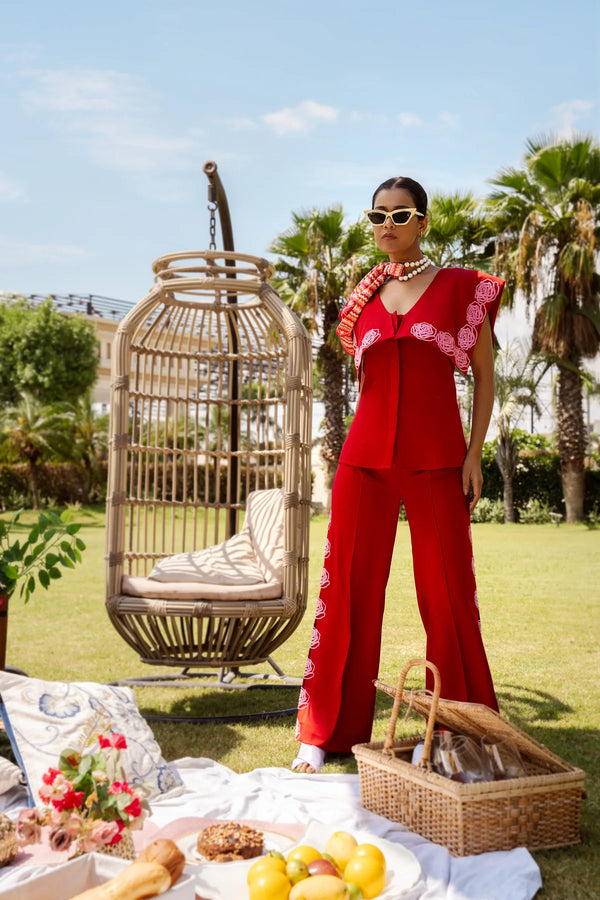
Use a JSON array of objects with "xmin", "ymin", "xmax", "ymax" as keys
[{"xmin": 208, "ymin": 183, "xmax": 217, "ymax": 250}]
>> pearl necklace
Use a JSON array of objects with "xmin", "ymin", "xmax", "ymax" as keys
[{"xmin": 394, "ymin": 256, "xmax": 433, "ymax": 281}]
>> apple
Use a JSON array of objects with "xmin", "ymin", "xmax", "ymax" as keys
[{"xmin": 307, "ymin": 858, "xmax": 341, "ymax": 878}]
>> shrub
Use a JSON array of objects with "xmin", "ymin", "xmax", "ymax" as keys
[
  {"xmin": 517, "ymin": 498, "xmax": 555, "ymax": 524},
  {"xmin": 471, "ymin": 497, "xmax": 504, "ymax": 523}
]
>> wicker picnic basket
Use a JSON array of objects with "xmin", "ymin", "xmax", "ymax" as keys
[{"xmin": 352, "ymin": 659, "xmax": 585, "ymax": 856}]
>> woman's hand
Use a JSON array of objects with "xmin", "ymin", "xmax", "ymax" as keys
[{"xmin": 462, "ymin": 451, "xmax": 483, "ymax": 514}]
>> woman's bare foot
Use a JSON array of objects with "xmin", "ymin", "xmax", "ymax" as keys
[{"xmin": 291, "ymin": 743, "xmax": 325, "ymax": 773}]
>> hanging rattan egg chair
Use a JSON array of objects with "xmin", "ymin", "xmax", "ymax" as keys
[{"xmin": 104, "ymin": 249, "xmax": 312, "ymax": 686}]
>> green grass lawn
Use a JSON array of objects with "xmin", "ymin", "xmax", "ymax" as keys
[{"xmin": 2, "ymin": 507, "xmax": 599, "ymax": 898}]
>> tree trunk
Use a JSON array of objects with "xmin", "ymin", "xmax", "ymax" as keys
[
  {"xmin": 495, "ymin": 434, "xmax": 517, "ymax": 523},
  {"xmin": 556, "ymin": 363, "xmax": 586, "ymax": 522},
  {"xmin": 502, "ymin": 474, "xmax": 515, "ymax": 524},
  {"xmin": 28, "ymin": 462, "xmax": 40, "ymax": 510}
]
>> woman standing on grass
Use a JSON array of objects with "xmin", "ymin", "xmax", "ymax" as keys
[{"xmin": 292, "ymin": 176, "xmax": 504, "ymax": 774}]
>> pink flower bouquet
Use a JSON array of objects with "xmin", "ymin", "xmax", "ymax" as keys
[{"xmin": 15, "ymin": 730, "xmax": 149, "ymax": 856}]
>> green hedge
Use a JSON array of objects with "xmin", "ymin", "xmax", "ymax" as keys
[{"xmin": 481, "ymin": 434, "xmax": 600, "ymax": 517}]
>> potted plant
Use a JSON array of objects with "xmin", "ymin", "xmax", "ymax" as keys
[{"xmin": 0, "ymin": 508, "xmax": 86, "ymax": 670}]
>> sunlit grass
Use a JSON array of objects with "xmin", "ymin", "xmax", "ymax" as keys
[{"xmin": 2, "ymin": 508, "xmax": 599, "ymax": 898}]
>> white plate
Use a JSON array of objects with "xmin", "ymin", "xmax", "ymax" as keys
[
  {"xmin": 180, "ymin": 820, "xmax": 422, "ymax": 900},
  {"xmin": 176, "ymin": 827, "xmax": 295, "ymax": 866},
  {"xmin": 299, "ymin": 821, "xmax": 422, "ymax": 898}
]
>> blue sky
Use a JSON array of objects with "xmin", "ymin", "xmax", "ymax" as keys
[{"xmin": 1, "ymin": 0, "xmax": 598, "ymax": 307}]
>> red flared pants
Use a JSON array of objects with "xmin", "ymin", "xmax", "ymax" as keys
[{"xmin": 295, "ymin": 461, "xmax": 498, "ymax": 753}]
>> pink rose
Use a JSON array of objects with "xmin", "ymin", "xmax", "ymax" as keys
[
  {"xmin": 310, "ymin": 627, "xmax": 321, "ymax": 650},
  {"xmin": 98, "ymin": 732, "xmax": 127, "ymax": 751},
  {"xmin": 466, "ymin": 301, "xmax": 486, "ymax": 325},
  {"xmin": 411, "ymin": 322, "xmax": 437, "ymax": 341},
  {"xmin": 15, "ymin": 809, "xmax": 43, "ymax": 845},
  {"xmin": 436, "ymin": 331, "xmax": 456, "ymax": 355},
  {"xmin": 320, "ymin": 568, "xmax": 330, "ymax": 589},
  {"xmin": 457, "ymin": 324, "xmax": 477, "ymax": 349},
  {"xmin": 315, "ymin": 598, "xmax": 326, "ymax": 619},
  {"xmin": 48, "ymin": 826, "xmax": 73, "ymax": 853},
  {"xmin": 454, "ymin": 348, "xmax": 469, "ymax": 372},
  {"xmin": 474, "ymin": 279, "xmax": 500, "ymax": 303},
  {"xmin": 63, "ymin": 812, "xmax": 85, "ymax": 838},
  {"xmin": 361, "ymin": 328, "xmax": 381, "ymax": 349}
]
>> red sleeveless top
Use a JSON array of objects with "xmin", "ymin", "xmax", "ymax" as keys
[{"xmin": 339, "ymin": 268, "xmax": 504, "ymax": 470}]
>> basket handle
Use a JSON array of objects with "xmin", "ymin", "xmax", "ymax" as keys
[{"xmin": 382, "ymin": 658, "xmax": 441, "ymax": 767}]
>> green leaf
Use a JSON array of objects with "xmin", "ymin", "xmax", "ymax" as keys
[
  {"xmin": 38, "ymin": 570, "xmax": 50, "ymax": 589},
  {"xmin": 60, "ymin": 540, "xmax": 71, "ymax": 552},
  {"xmin": 66, "ymin": 524, "xmax": 80, "ymax": 535},
  {"xmin": 73, "ymin": 549, "xmax": 82, "ymax": 564},
  {"xmin": 27, "ymin": 526, "xmax": 39, "ymax": 544},
  {"xmin": 27, "ymin": 575, "xmax": 35, "ymax": 594},
  {"xmin": 75, "ymin": 538, "xmax": 86, "ymax": 551},
  {"xmin": 60, "ymin": 509, "xmax": 72, "ymax": 524},
  {"xmin": 48, "ymin": 567, "xmax": 62, "ymax": 580},
  {"xmin": 45, "ymin": 553, "xmax": 60, "ymax": 568},
  {"xmin": 3, "ymin": 565, "xmax": 19, "ymax": 580}
]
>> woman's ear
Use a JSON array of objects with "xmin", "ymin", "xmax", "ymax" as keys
[{"xmin": 419, "ymin": 215, "xmax": 428, "ymax": 237}]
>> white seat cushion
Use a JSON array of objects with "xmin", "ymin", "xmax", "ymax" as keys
[
  {"xmin": 148, "ymin": 529, "xmax": 264, "ymax": 585},
  {"xmin": 122, "ymin": 574, "xmax": 283, "ymax": 601},
  {"xmin": 245, "ymin": 489, "xmax": 284, "ymax": 583}
]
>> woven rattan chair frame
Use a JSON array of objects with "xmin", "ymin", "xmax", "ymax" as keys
[{"xmin": 105, "ymin": 251, "xmax": 312, "ymax": 677}]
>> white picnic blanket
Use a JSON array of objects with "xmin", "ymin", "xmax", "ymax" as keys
[{"xmin": 0, "ymin": 757, "xmax": 542, "ymax": 899}]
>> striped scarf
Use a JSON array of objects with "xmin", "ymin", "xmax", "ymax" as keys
[{"xmin": 336, "ymin": 261, "xmax": 407, "ymax": 355}]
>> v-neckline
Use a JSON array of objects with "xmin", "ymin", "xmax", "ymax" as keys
[{"xmin": 376, "ymin": 267, "xmax": 445, "ymax": 318}]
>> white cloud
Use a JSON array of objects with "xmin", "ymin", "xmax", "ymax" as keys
[
  {"xmin": 0, "ymin": 236, "xmax": 90, "ymax": 267},
  {"xmin": 84, "ymin": 119, "xmax": 195, "ymax": 173},
  {"xmin": 22, "ymin": 67, "xmax": 148, "ymax": 113},
  {"xmin": 551, "ymin": 99, "xmax": 595, "ymax": 137},
  {"xmin": 263, "ymin": 100, "xmax": 338, "ymax": 135},
  {"xmin": 439, "ymin": 111, "xmax": 460, "ymax": 129},
  {"xmin": 0, "ymin": 173, "xmax": 24, "ymax": 201},
  {"xmin": 398, "ymin": 112, "xmax": 422, "ymax": 127},
  {"xmin": 20, "ymin": 67, "xmax": 199, "ymax": 174}
]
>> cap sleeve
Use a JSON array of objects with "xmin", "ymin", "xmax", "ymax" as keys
[{"xmin": 453, "ymin": 271, "xmax": 504, "ymax": 373}]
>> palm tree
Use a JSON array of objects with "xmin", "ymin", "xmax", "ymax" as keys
[
  {"xmin": 421, "ymin": 191, "xmax": 495, "ymax": 269},
  {"xmin": 70, "ymin": 392, "xmax": 108, "ymax": 502},
  {"xmin": 493, "ymin": 341, "xmax": 549, "ymax": 522},
  {"xmin": 0, "ymin": 393, "xmax": 73, "ymax": 508},
  {"xmin": 270, "ymin": 207, "xmax": 373, "ymax": 502},
  {"xmin": 488, "ymin": 135, "xmax": 600, "ymax": 521}
]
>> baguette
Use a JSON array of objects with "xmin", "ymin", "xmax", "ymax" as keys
[{"xmin": 68, "ymin": 860, "xmax": 171, "ymax": 900}]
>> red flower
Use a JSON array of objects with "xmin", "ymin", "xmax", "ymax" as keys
[
  {"xmin": 107, "ymin": 820, "xmax": 126, "ymax": 845},
  {"xmin": 60, "ymin": 788, "xmax": 85, "ymax": 811},
  {"xmin": 108, "ymin": 781, "xmax": 131, "ymax": 796},
  {"xmin": 98, "ymin": 733, "xmax": 127, "ymax": 750},
  {"xmin": 124, "ymin": 796, "xmax": 142, "ymax": 819},
  {"xmin": 41, "ymin": 768, "xmax": 62, "ymax": 786}
]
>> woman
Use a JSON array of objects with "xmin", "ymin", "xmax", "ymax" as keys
[{"xmin": 292, "ymin": 176, "xmax": 504, "ymax": 774}]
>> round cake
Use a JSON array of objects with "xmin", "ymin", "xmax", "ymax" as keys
[{"xmin": 196, "ymin": 822, "xmax": 264, "ymax": 862}]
